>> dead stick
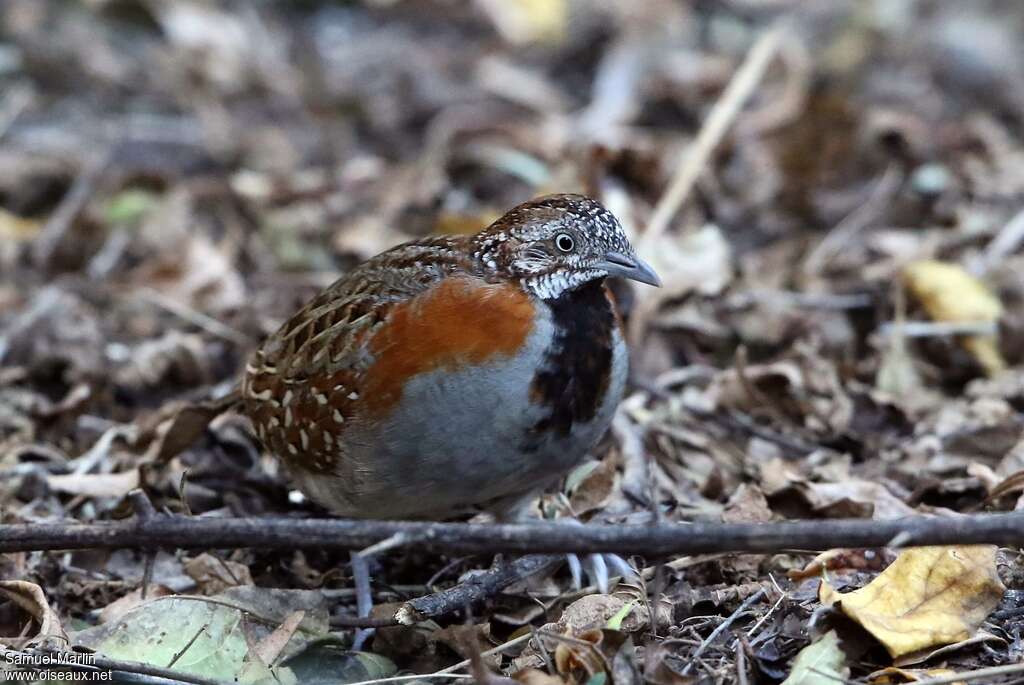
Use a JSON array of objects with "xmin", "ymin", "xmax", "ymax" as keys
[
  {"xmin": 1, "ymin": 513, "xmax": 1023, "ymax": 556},
  {"xmin": 642, "ymin": 22, "xmax": 784, "ymax": 248},
  {"xmin": 394, "ymin": 554, "xmax": 562, "ymax": 625},
  {"xmin": 332, "ymin": 556, "xmax": 562, "ymax": 628}
]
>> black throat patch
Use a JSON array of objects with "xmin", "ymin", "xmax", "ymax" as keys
[{"xmin": 527, "ymin": 280, "xmax": 617, "ymax": 442}]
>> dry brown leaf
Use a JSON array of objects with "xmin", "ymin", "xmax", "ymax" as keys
[
  {"xmin": 987, "ymin": 468, "xmax": 1024, "ymax": 505},
  {"xmin": 765, "ymin": 468, "xmax": 916, "ymax": 520},
  {"xmin": 631, "ymin": 225, "xmax": 733, "ymax": 341},
  {"xmin": 723, "ymin": 483, "xmax": 774, "ymax": 523},
  {"xmin": 566, "ymin": 456, "xmax": 618, "ymax": 516},
  {"xmin": 903, "ymin": 260, "xmax": 1005, "ymax": 376},
  {"xmin": 553, "ymin": 628, "xmax": 604, "ymax": 679},
  {"xmin": 251, "ymin": 610, "xmax": 304, "ymax": 667},
  {"xmin": 819, "ymin": 545, "xmax": 1005, "ymax": 659},
  {"xmin": 184, "ymin": 553, "xmax": 254, "ymax": 595},
  {"xmin": 139, "ymin": 397, "xmax": 234, "ymax": 464},
  {"xmin": 788, "ymin": 548, "xmax": 894, "ymax": 581},
  {"xmin": 798, "ymin": 479, "xmax": 917, "ymax": 519},
  {"xmin": 643, "ymin": 643, "xmax": 697, "ymax": 685},
  {"xmin": 0, "ymin": 581, "xmax": 66, "ymax": 647},
  {"xmin": 553, "ymin": 594, "xmax": 648, "ymax": 635},
  {"xmin": 137, "ymin": 231, "xmax": 246, "ymax": 313}
]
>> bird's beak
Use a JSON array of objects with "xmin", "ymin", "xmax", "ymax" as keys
[{"xmin": 597, "ymin": 251, "xmax": 661, "ymax": 287}]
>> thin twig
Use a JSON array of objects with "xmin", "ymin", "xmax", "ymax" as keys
[
  {"xmin": 725, "ymin": 290, "xmax": 874, "ymax": 311},
  {"xmin": 642, "ymin": 23, "xmax": 784, "ymax": 248},
  {"xmin": 0, "ymin": 84, "xmax": 31, "ymax": 142},
  {"xmin": 166, "ymin": 625, "xmax": 207, "ymax": 669},
  {"xmin": 682, "ymin": 589, "xmax": 766, "ymax": 675},
  {"xmin": 984, "ymin": 206, "xmax": 1024, "ymax": 272},
  {"xmin": 877, "ymin": 320, "xmax": 998, "ymax": 338},
  {"xmin": 32, "ymin": 150, "xmax": 111, "ymax": 269},
  {"xmin": 329, "ymin": 614, "xmax": 399, "ymax": 629},
  {"xmin": 138, "ymin": 288, "xmax": 252, "ymax": 347},
  {"xmin": 433, "ymin": 632, "xmax": 534, "ymax": 675},
  {"xmin": 802, "ymin": 165, "xmax": 902, "ymax": 275}
]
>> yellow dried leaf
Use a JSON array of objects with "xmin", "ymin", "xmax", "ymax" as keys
[
  {"xmin": 903, "ymin": 261, "xmax": 1002, "ymax": 321},
  {"xmin": 820, "ymin": 546, "xmax": 1005, "ymax": 659},
  {"xmin": 477, "ymin": 0, "xmax": 567, "ymax": 45},
  {"xmin": 903, "ymin": 260, "xmax": 1004, "ymax": 375},
  {"xmin": 0, "ymin": 208, "xmax": 41, "ymax": 241}
]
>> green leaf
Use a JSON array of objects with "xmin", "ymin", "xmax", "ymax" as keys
[
  {"xmin": 103, "ymin": 189, "xmax": 158, "ymax": 226},
  {"xmin": 605, "ymin": 601, "xmax": 635, "ymax": 631}
]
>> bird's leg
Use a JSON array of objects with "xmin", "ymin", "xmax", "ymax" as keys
[
  {"xmin": 349, "ymin": 550, "xmax": 374, "ymax": 650},
  {"xmin": 489, "ymin": 490, "xmax": 637, "ymax": 594},
  {"xmin": 347, "ymin": 532, "xmax": 411, "ymax": 649}
]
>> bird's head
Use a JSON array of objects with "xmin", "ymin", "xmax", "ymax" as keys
[{"xmin": 473, "ymin": 194, "xmax": 660, "ymax": 300}]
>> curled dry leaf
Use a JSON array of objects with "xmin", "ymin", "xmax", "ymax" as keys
[
  {"xmin": 631, "ymin": 224, "xmax": 733, "ymax": 340},
  {"xmin": 867, "ymin": 666, "xmax": 964, "ymax": 684},
  {"xmin": 0, "ymin": 581, "xmax": 66, "ymax": 647},
  {"xmin": 903, "ymin": 260, "xmax": 1005, "ymax": 376},
  {"xmin": 819, "ymin": 545, "xmax": 1005, "ymax": 659},
  {"xmin": 46, "ymin": 469, "xmax": 140, "ymax": 499},
  {"xmin": 552, "ymin": 628, "xmax": 611, "ymax": 681},
  {"xmin": 553, "ymin": 594, "xmax": 648, "ymax": 635},
  {"xmin": 184, "ymin": 553, "xmax": 254, "ymax": 595},
  {"xmin": 722, "ymin": 483, "xmax": 774, "ymax": 523},
  {"xmin": 787, "ymin": 548, "xmax": 895, "ymax": 581},
  {"xmin": 137, "ymin": 233, "xmax": 246, "ymax": 314},
  {"xmin": 893, "ymin": 630, "xmax": 1006, "ymax": 668},
  {"xmin": 763, "ymin": 463, "xmax": 917, "ymax": 520},
  {"xmin": 565, "ymin": 455, "xmax": 619, "ymax": 516},
  {"xmin": 138, "ymin": 395, "xmax": 236, "ymax": 464},
  {"xmin": 249, "ymin": 610, "xmax": 304, "ymax": 668}
]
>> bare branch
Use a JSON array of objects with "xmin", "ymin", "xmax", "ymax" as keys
[
  {"xmin": 1, "ymin": 513, "xmax": 1022, "ymax": 558},
  {"xmin": 394, "ymin": 554, "xmax": 562, "ymax": 625},
  {"xmin": 642, "ymin": 23, "xmax": 785, "ymax": 248}
]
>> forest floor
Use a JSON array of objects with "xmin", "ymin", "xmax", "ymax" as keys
[{"xmin": 1, "ymin": 1, "xmax": 1023, "ymax": 683}]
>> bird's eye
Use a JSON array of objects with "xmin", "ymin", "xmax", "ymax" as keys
[{"xmin": 555, "ymin": 233, "xmax": 575, "ymax": 252}]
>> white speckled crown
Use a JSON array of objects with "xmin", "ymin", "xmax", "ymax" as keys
[{"xmin": 472, "ymin": 194, "xmax": 634, "ymax": 300}]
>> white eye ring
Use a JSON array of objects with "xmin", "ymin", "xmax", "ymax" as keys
[{"xmin": 555, "ymin": 233, "xmax": 575, "ymax": 252}]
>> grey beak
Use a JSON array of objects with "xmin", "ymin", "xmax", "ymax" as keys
[{"xmin": 597, "ymin": 251, "xmax": 661, "ymax": 287}]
